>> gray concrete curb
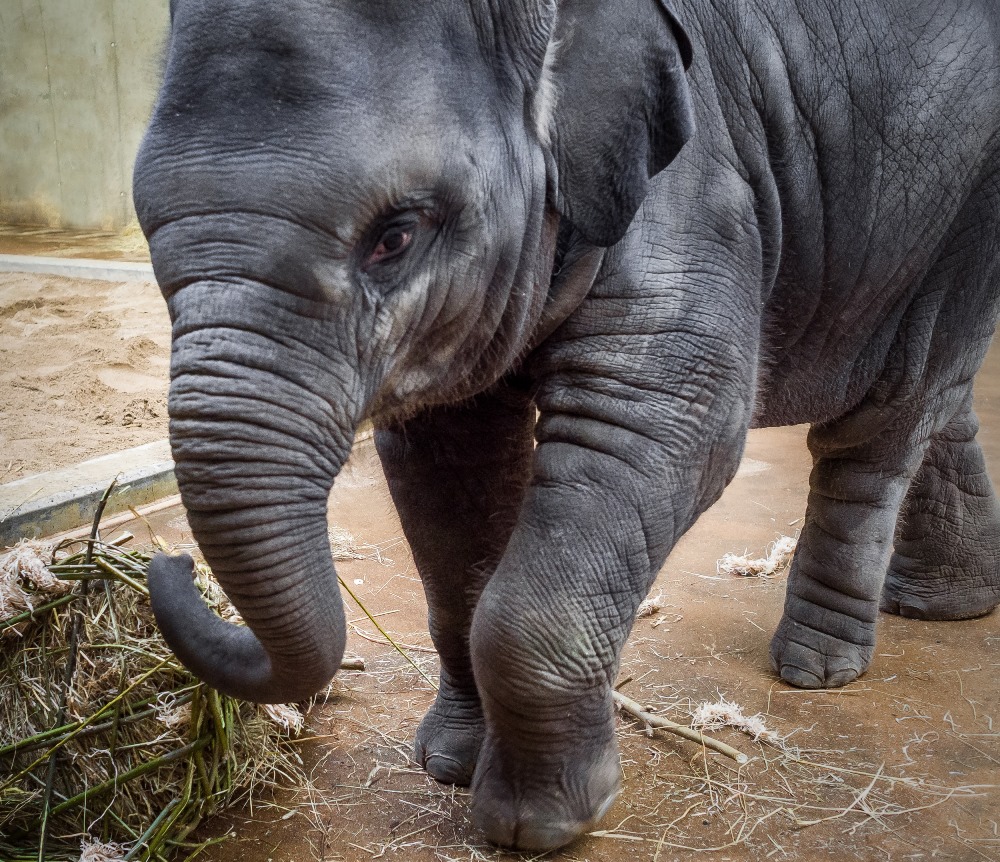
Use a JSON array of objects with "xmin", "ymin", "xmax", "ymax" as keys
[
  {"xmin": 0, "ymin": 429, "xmax": 378, "ymax": 547},
  {"xmin": 0, "ymin": 441, "xmax": 176, "ymax": 547},
  {"xmin": 0, "ymin": 254, "xmax": 154, "ymax": 282}
]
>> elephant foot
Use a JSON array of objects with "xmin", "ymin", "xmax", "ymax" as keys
[
  {"xmin": 413, "ymin": 685, "xmax": 484, "ymax": 786},
  {"xmin": 881, "ymin": 554, "xmax": 1000, "ymax": 621},
  {"xmin": 470, "ymin": 730, "xmax": 620, "ymax": 852},
  {"xmin": 468, "ymin": 577, "xmax": 625, "ymax": 850},
  {"xmin": 769, "ymin": 611, "xmax": 875, "ymax": 689}
]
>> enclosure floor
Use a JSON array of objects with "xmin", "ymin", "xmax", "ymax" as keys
[
  {"xmin": 113, "ymin": 343, "xmax": 1000, "ymax": 862},
  {"xmin": 0, "ymin": 270, "xmax": 169, "ymax": 482},
  {"xmin": 0, "ymin": 224, "xmax": 150, "ymax": 262}
]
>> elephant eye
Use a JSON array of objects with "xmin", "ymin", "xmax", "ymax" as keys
[{"xmin": 364, "ymin": 227, "xmax": 413, "ymax": 269}]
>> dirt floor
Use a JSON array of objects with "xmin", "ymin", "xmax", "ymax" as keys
[
  {"xmin": 0, "ymin": 225, "xmax": 152, "ymax": 262},
  {"xmin": 2, "ymin": 240, "xmax": 998, "ymax": 859},
  {"xmin": 0, "ymin": 271, "xmax": 170, "ymax": 482}
]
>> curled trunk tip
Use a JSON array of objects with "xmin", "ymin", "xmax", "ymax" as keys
[{"xmin": 148, "ymin": 552, "xmax": 346, "ymax": 703}]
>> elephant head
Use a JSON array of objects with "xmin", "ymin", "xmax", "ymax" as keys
[{"xmin": 133, "ymin": 0, "xmax": 693, "ymax": 703}]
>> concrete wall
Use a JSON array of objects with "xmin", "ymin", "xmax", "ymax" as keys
[{"xmin": 0, "ymin": 1, "xmax": 169, "ymax": 230}]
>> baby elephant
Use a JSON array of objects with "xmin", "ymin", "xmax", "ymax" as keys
[{"xmin": 136, "ymin": 0, "xmax": 1000, "ymax": 850}]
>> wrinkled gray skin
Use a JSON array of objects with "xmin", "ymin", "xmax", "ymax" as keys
[{"xmin": 134, "ymin": 0, "xmax": 1000, "ymax": 850}]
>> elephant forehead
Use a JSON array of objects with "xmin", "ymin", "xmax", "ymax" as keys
[
  {"xmin": 152, "ymin": 2, "xmax": 526, "ymax": 235},
  {"xmin": 165, "ymin": 0, "xmax": 512, "ymax": 126}
]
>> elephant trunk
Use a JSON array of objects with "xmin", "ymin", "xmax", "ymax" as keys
[{"xmin": 148, "ymin": 287, "xmax": 360, "ymax": 703}]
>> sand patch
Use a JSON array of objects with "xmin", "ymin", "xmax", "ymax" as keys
[{"xmin": 0, "ymin": 272, "xmax": 171, "ymax": 482}]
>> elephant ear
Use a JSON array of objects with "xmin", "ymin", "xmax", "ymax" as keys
[{"xmin": 543, "ymin": 0, "xmax": 695, "ymax": 247}]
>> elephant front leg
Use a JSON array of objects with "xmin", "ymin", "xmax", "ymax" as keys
[
  {"xmin": 468, "ymin": 477, "xmax": 634, "ymax": 851},
  {"xmin": 770, "ymin": 421, "xmax": 926, "ymax": 689},
  {"xmin": 468, "ymin": 387, "xmax": 750, "ymax": 850},
  {"xmin": 882, "ymin": 398, "xmax": 1000, "ymax": 621},
  {"xmin": 374, "ymin": 388, "xmax": 535, "ymax": 785}
]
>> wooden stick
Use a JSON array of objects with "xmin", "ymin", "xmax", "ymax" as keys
[{"xmin": 612, "ymin": 690, "xmax": 749, "ymax": 764}]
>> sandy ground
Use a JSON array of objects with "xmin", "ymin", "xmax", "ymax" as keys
[
  {"xmin": 0, "ymin": 272, "xmax": 170, "ymax": 482},
  {"xmin": 0, "ymin": 224, "xmax": 152, "ymax": 262}
]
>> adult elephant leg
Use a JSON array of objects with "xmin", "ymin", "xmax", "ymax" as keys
[
  {"xmin": 882, "ymin": 394, "xmax": 1000, "ymax": 620},
  {"xmin": 770, "ymin": 415, "xmax": 928, "ymax": 689},
  {"xmin": 374, "ymin": 386, "xmax": 535, "ymax": 785}
]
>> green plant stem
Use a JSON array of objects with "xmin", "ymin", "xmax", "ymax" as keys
[
  {"xmin": 193, "ymin": 748, "xmax": 212, "ymax": 798},
  {"xmin": 145, "ymin": 733, "xmax": 200, "ymax": 859},
  {"xmin": 338, "ymin": 576, "xmax": 437, "ymax": 689},
  {"xmin": 94, "ymin": 557, "xmax": 150, "ymax": 596},
  {"xmin": 0, "ymin": 595, "xmax": 76, "ymax": 632},
  {"xmin": 101, "ymin": 549, "xmax": 153, "ymax": 578},
  {"xmin": 222, "ymin": 697, "xmax": 234, "ymax": 788},
  {"xmin": 52, "ymin": 571, "xmax": 114, "ymax": 581},
  {"xmin": 44, "ymin": 736, "xmax": 210, "ymax": 821},
  {"xmin": 176, "ymin": 835, "xmax": 229, "ymax": 862},
  {"xmin": 122, "ymin": 799, "xmax": 180, "ymax": 861},
  {"xmin": 87, "ymin": 479, "xmax": 119, "ymax": 565}
]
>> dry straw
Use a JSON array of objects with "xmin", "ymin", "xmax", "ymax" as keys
[
  {"xmin": 0, "ymin": 510, "xmax": 319, "ymax": 861},
  {"xmin": 717, "ymin": 535, "xmax": 797, "ymax": 578}
]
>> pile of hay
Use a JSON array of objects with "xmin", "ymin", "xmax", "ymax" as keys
[{"xmin": 0, "ymin": 533, "xmax": 312, "ymax": 862}]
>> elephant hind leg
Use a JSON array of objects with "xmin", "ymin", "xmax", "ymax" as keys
[
  {"xmin": 882, "ymin": 399, "xmax": 1000, "ymax": 621},
  {"xmin": 774, "ymin": 173, "xmax": 1000, "ymax": 686},
  {"xmin": 770, "ymin": 417, "xmax": 927, "ymax": 689}
]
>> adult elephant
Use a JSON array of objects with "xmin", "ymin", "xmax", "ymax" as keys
[{"xmin": 134, "ymin": 0, "xmax": 1000, "ymax": 850}]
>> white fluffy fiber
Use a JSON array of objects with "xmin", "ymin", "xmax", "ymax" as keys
[
  {"xmin": 717, "ymin": 535, "xmax": 797, "ymax": 578},
  {"xmin": 0, "ymin": 539, "xmax": 69, "ymax": 621},
  {"xmin": 78, "ymin": 838, "xmax": 127, "ymax": 862},
  {"xmin": 636, "ymin": 590, "xmax": 664, "ymax": 618},
  {"xmin": 153, "ymin": 691, "xmax": 192, "ymax": 731},
  {"xmin": 691, "ymin": 697, "xmax": 781, "ymax": 745},
  {"xmin": 262, "ymin": 702, "xmax": 306, "ymax": 734}
]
